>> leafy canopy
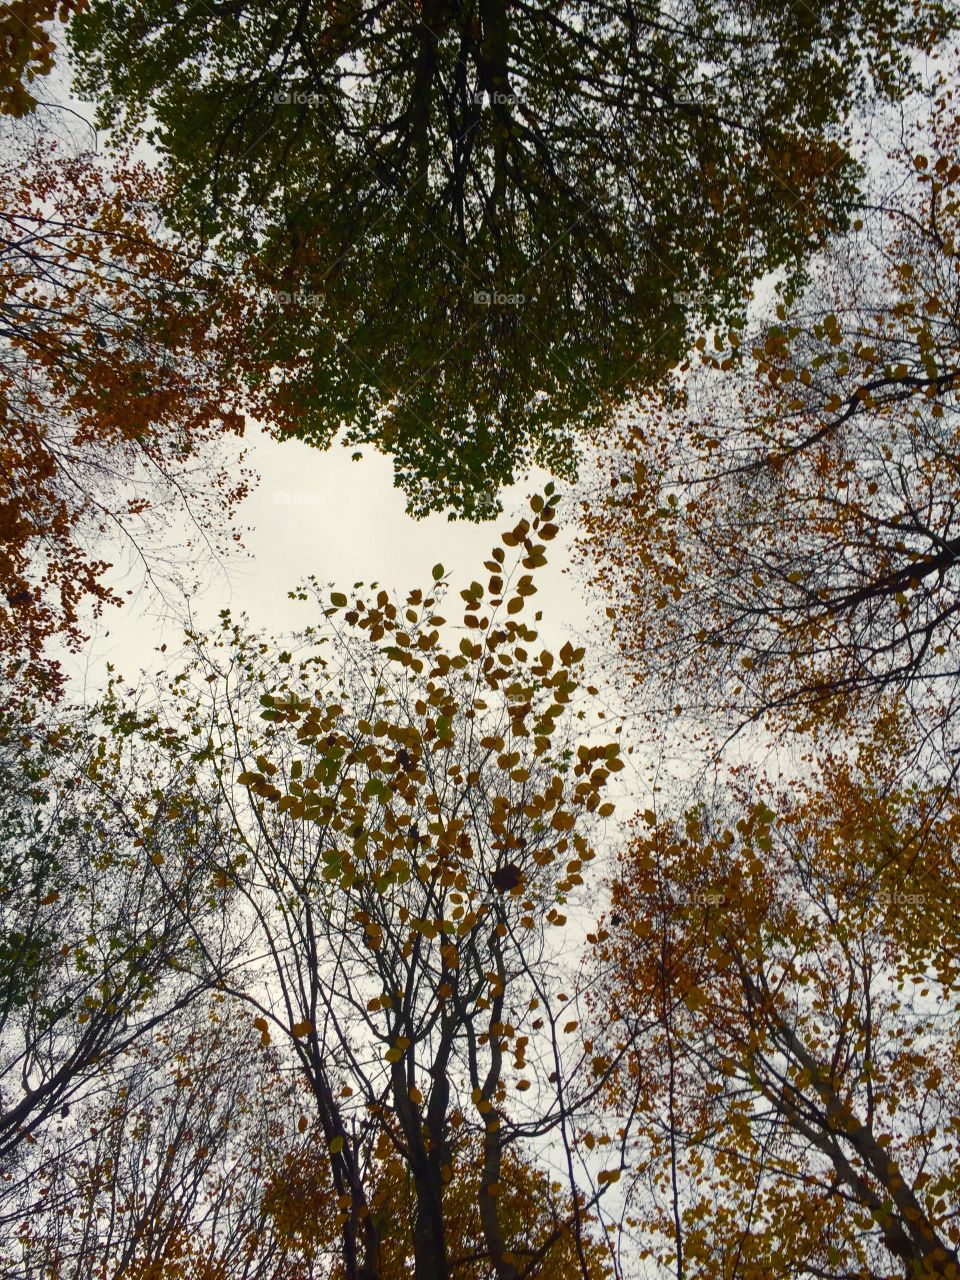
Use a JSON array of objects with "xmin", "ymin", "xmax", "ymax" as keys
[
  {"xmin": 577, "ymin": 86, "xmax": 960, "ymax": 744},
  {"xmin": 123, "ymin": 486, "xmax": 623, "ymax": 1279},
  {"xmin": 69, "ymin": 0, "xmax": 951, "ymax": 516},
  {"xmin": 0, "ymin": 134, "xmax": 259, "ymax": 697},
  {"xmin": 594, "ymin": 707, "xmax": 960, "ymax": 1279}
]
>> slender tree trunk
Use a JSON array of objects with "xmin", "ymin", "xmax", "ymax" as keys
[{"xmin": 392, "ymin": 1059, "xmax": 449, "ymax": 1280}]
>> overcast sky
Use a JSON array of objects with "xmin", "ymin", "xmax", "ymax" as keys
[{"xmin": 60, "ymin": 425, "xmax": 595, "ymax": 704}]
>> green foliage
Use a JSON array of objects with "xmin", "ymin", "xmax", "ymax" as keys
[
  {"xmin": 0, "ymin": 713, "xmax": 71, "ymax": 1025},
  {"xmin": 68, "ymin": 0, "xmax": 951, "ymax": 516}
]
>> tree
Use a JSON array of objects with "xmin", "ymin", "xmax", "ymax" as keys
[
  {"xmin": 67, "ymin": 0, "xmax": 952, "ymax": 517},
  {"xmin": 590, "ymin": 706, "xmax": 960, "ymax": 1279},
  {"xmin": 119, "ymin": 488, "xmax": 623, "ymax": 1279},
  {"xmin": 3, "ymin": 997, "xmax": 338, "ymax": 1280},
  {"xmin": 0, "ymin": 129, "xmax": 260, "ymax": 696},
  {"xmin": 5, "ymin": 1002, "xmax": 613, "ymax": 1280},
  {"xmin": 0, "ymin": 685, "xmax": 238, "ymax": 1169},
  {"xmin": 367, "ymin": 1132, "xmax": 611, "ymax": 1280},
  {"xmin": 576, "ymin": 82, "xmax": 960, "ymax": 746}
]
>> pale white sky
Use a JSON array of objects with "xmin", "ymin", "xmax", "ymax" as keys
[{"xmin": 61, "ymin": 426, "xmax": 595, "ymax": 703}]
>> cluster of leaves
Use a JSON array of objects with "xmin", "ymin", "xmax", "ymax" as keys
[
  {"xmin": 364, "ymin": 1132, "xmax": 612, "ymax": 1280},
  {"xmin": 0, "ymin": 2, "xmax": 84, "ymax": 116},
  {"xmin": 0, "ymin": 131, "xmax": 263, "ymax": 695},
  {"xmin": 4, "ymin": 1001, "xmax": 340, "ymax": 1280},
  {"xmin": 4, "ymin": 998, "xmax": 610, "ymax": 1280},
  {"xmin": 110, "ymin": 488, "xmax": 624, "ymax": 1279},
  {"xmin": 1, "ymin": 491, "xmax": 630, "ymax": 1280},
  {"xmin": 0, "ymin": 686, "xmax": 245, "ymax": 1192},
  {"xmin": 570, "ymin": 62, "xmax": 960, "ymax": 1280}
]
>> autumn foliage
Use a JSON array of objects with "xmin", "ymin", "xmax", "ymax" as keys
[
  {"xmin": 4, "ymin": 9, "xmax": 960, "ymax": 1280},
  {"xmin": 0, "ymin": 1, "xmax": 83, "ymax": 115},
  {"xmin": 0, "ymin": 135, "xmax": 258, "ymax": 695},
  {"xmin": 578, "ymin": 87, "xmax": 960, "ymax": 743},
  {"xmin": 114, "ymin": 488, "xmax": 623, "ymax": 1280},
  {"xmin": 592, "ymin": 706, "xmax": 960, "ymax": 1278}
]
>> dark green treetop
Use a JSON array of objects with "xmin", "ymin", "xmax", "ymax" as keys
[{"xmin": 71, "ymin": 0, "xmax": 952, "ymax": 516}]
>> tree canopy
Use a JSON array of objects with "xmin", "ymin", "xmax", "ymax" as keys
[
  {"xmin": 0, "ymin": 119, "xmax": 325, "ymax": 696},
  {"xmin": 67, "ymin": 0, "xmax": 951, "ymax": 515},
  {"xmin": 104, "ymin": 488, "xmax": 623, "ymax": 1280},
  {"xmin": 592, "ymin": 706, "xmax": 960, "ymax": 1279},
  {"xmin": 577, "ymin": 86, "xmax": 960, "ymax": 744},
  {"xmin": 0, "ymin": 1, "xmax": 84, "ymax": 116},
  {"xmin": 4, "ymin": 6, "xmax": 960, "ymax": 1279}
]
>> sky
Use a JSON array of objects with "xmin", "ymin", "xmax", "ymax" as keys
[{"xmin": 60, "ymin": 425, "xmax": 596, "ymax": 704}]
